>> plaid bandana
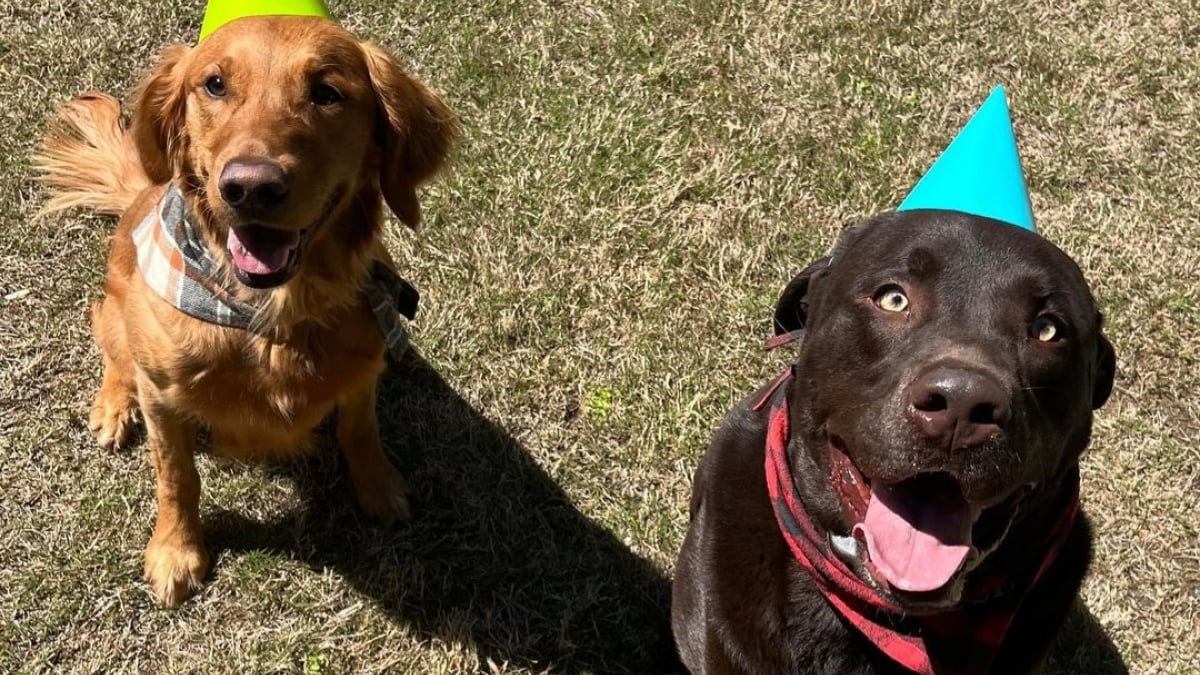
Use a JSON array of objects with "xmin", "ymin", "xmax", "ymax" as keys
[
  {"xmin": 133, "ymin": 185, "xmax": 418, "ymax": 358},
  {"xmin": 755, "ymin": 367, "xmax": 1079, "ymax": 675}
]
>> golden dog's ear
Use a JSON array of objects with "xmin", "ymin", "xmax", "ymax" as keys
[
  {"xmin": 130, "ymin": 45, "xmax": 190, "ymax": 184},
  {"xmin": 362, "ymin": 43, "xmax": 459, "ymax": 229}
]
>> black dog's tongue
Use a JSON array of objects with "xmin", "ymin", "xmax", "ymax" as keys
[{"xmin": 852, "ymin": 475, "xmax": 975, "ymax": 592}]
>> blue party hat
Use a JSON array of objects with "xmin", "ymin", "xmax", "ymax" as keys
[{"xmin": 898, "ymin": 86, "xmax": 1035, "ymax": 232}]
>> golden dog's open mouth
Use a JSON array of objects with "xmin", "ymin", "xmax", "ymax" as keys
[{"xmin": 227, "ymin": 224, "xmax": 305, "ymax": 288}]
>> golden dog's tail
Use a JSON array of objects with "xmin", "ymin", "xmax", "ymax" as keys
[{"xmin": 34, "ymin": 93, "xmax": 150, "ymax": 216}]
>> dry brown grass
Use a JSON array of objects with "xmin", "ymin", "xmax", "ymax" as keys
[{"xmin": 1, "ymin": 0, "xmax": 1197, "ymax": 672}]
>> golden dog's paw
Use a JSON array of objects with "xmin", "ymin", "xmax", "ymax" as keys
[
  {"xmin": 88, "ymin": 392, "xmax": 137, "ymax": 451},
  {"xmin": 352, "ymin": 466, "xmax": 412, "ymax": 524},
  {"xmin": 144, "ymin": 534, "xmax": 209, "ymax": 606}
]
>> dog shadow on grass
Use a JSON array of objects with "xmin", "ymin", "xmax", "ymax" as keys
[
  {"xmin": 206, "ymin": 349, "xmax": 680, "ymax": 674},
  {"xmin": 1047, "ymin": 601, "xmax": 1129, "ymax": 675},
  {"xmin": 202, "ymin": 349, "xmax": 1126, "ymax": 675}
]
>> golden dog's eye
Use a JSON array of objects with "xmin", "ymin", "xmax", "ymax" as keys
[
  {"xmin": 204, "ymin": 75, "xmax": 227, "ymax": 98},
  {"xmin": 873, "ymin": 285, "xmax": 909, "ymax": 313},
  {"xmin": 1032, "ymin": 316, "xmax": 1063, "ymax": 342},
  {"xmin": 311, "ymin": 83, "xmax": 344, "ymax": 107}
]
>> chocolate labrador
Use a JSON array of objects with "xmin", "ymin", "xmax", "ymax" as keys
[{"xmin": 671, "ymin": 210, "xmax": 1115, "ymax": 674}]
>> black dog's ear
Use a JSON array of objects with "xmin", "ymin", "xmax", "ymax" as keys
[
  {"xmin": 772, "ymin": 257, "xmax": 830, "ymax": 336},
  {"xmin": 1092, "ymin": 328, "xmax": 1116, "ymax": 410}
]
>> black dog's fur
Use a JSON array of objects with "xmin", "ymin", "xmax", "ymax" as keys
[{"xmin": 671, "ymin": 211, "xmax": 1116, "ymax": 674}]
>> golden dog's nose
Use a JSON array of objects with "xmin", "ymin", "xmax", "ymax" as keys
[{"xmin": 218, "ymin": 158, "xmax": 288, "ymax": 211}]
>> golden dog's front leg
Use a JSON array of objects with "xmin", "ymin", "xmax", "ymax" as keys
[
  {"xmin": 89, "ymin": 352, "xmax": 139, "ymax": 451},
  {"xmin": 140, "ymin": 387, "xmax": 208, "ymax": 606},
  {"xmin": 337, "ymin": 377, "xmax": 410, "ymax": 523},
  {"xmin": 89, "ymin": 298, "xmax": 139, "ymax": 451}
]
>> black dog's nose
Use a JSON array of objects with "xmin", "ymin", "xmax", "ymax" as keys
[
  {"xmin": 218, "ymin": 159, "xmax": 288, "ymax": 210},
  {"xmin": 907, "ymin": 368, "xmax": 1011, "ymax": 451}
]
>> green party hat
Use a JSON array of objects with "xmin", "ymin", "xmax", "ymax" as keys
[{"xmin": 199, "ymin": 0, "xmax": 332, "ymax": 41}]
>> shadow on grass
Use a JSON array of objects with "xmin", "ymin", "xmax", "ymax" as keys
[
  {"xmin": 202, "ymin": 350, "xmax": 1125, "ymax": 675},
  {"xmin": 1047, "ymin": 600, "xmax": 1129, "ymax": 675},
  {"xmin": 207, "ymin": 350, "xmax": 680, "ymax": 674}
]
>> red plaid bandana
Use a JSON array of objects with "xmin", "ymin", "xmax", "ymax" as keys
[{"xmin": 756, "ymin": 368, "xmax": 1079, "ymax": 674}]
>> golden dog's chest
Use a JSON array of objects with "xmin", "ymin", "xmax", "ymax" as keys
[
  {"xmin": 201, "ymin": 341, "xmax": 382, "ymax": 455},
  {"xmin": 137, "ymin": 299, "xmax": 387, "ymax": 456}
]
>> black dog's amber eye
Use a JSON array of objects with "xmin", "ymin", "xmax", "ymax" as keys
[
  {"xmin": 873, "ymin": 285, "xmax": 909, "ymax": 313},
  {"xmin": 203, "ymin": 75, "xmax": 227, "ymax": 98},
  {"xmin": 311, "ymin": 83, "xmax": 344, "ymax": 106},
  {"xmin": 1032, "ymin": 316, "xmax": 1063, "ymax": 342}
]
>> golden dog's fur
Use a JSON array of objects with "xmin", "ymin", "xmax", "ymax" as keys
[{"xmin": 36, "ymin": 17, "xmax": 457, "ymax": 605}]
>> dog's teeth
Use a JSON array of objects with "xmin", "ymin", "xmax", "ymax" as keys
[{"xmin": 830, "ymin": 533, "xmax": 860, "ymax": 559}]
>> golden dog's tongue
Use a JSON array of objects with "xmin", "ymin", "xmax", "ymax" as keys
[
  {"xmin": 852, "ymin": 479, "xmax": 973, "ymax": 593},
  {"xmin": 228, "ymin": 225, "xmax": 297, "ymax": 276}
]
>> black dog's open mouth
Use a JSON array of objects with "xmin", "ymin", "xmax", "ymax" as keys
[
  {"xmin": 853, "ymin": 472, "xmax": 974, "ymax": 592},
  {"xmin": 227, "ymin": 224, "xmax": 307, "ymax": 289},
  {"xmin": 827, "ymin": 437, "xmax": 1026, "ymax": 595}
]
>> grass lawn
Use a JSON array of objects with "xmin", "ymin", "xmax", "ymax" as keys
[{"xmin": 2, "ymin": 0, "xmax": 1198, "ymax": 672}]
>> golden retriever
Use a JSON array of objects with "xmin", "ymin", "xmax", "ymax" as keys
[{"xmin": 36, "ymin": 16, "xmax": 458, "ymax": 605}]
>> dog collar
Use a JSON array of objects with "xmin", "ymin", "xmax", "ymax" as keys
[
  {"xmin": 132, "ymin": 185, "xmax": 418, "ymax": 359},
  {"xmin": 756, "ymin": 367, "xmax": 1079, "ymax": 675}
]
